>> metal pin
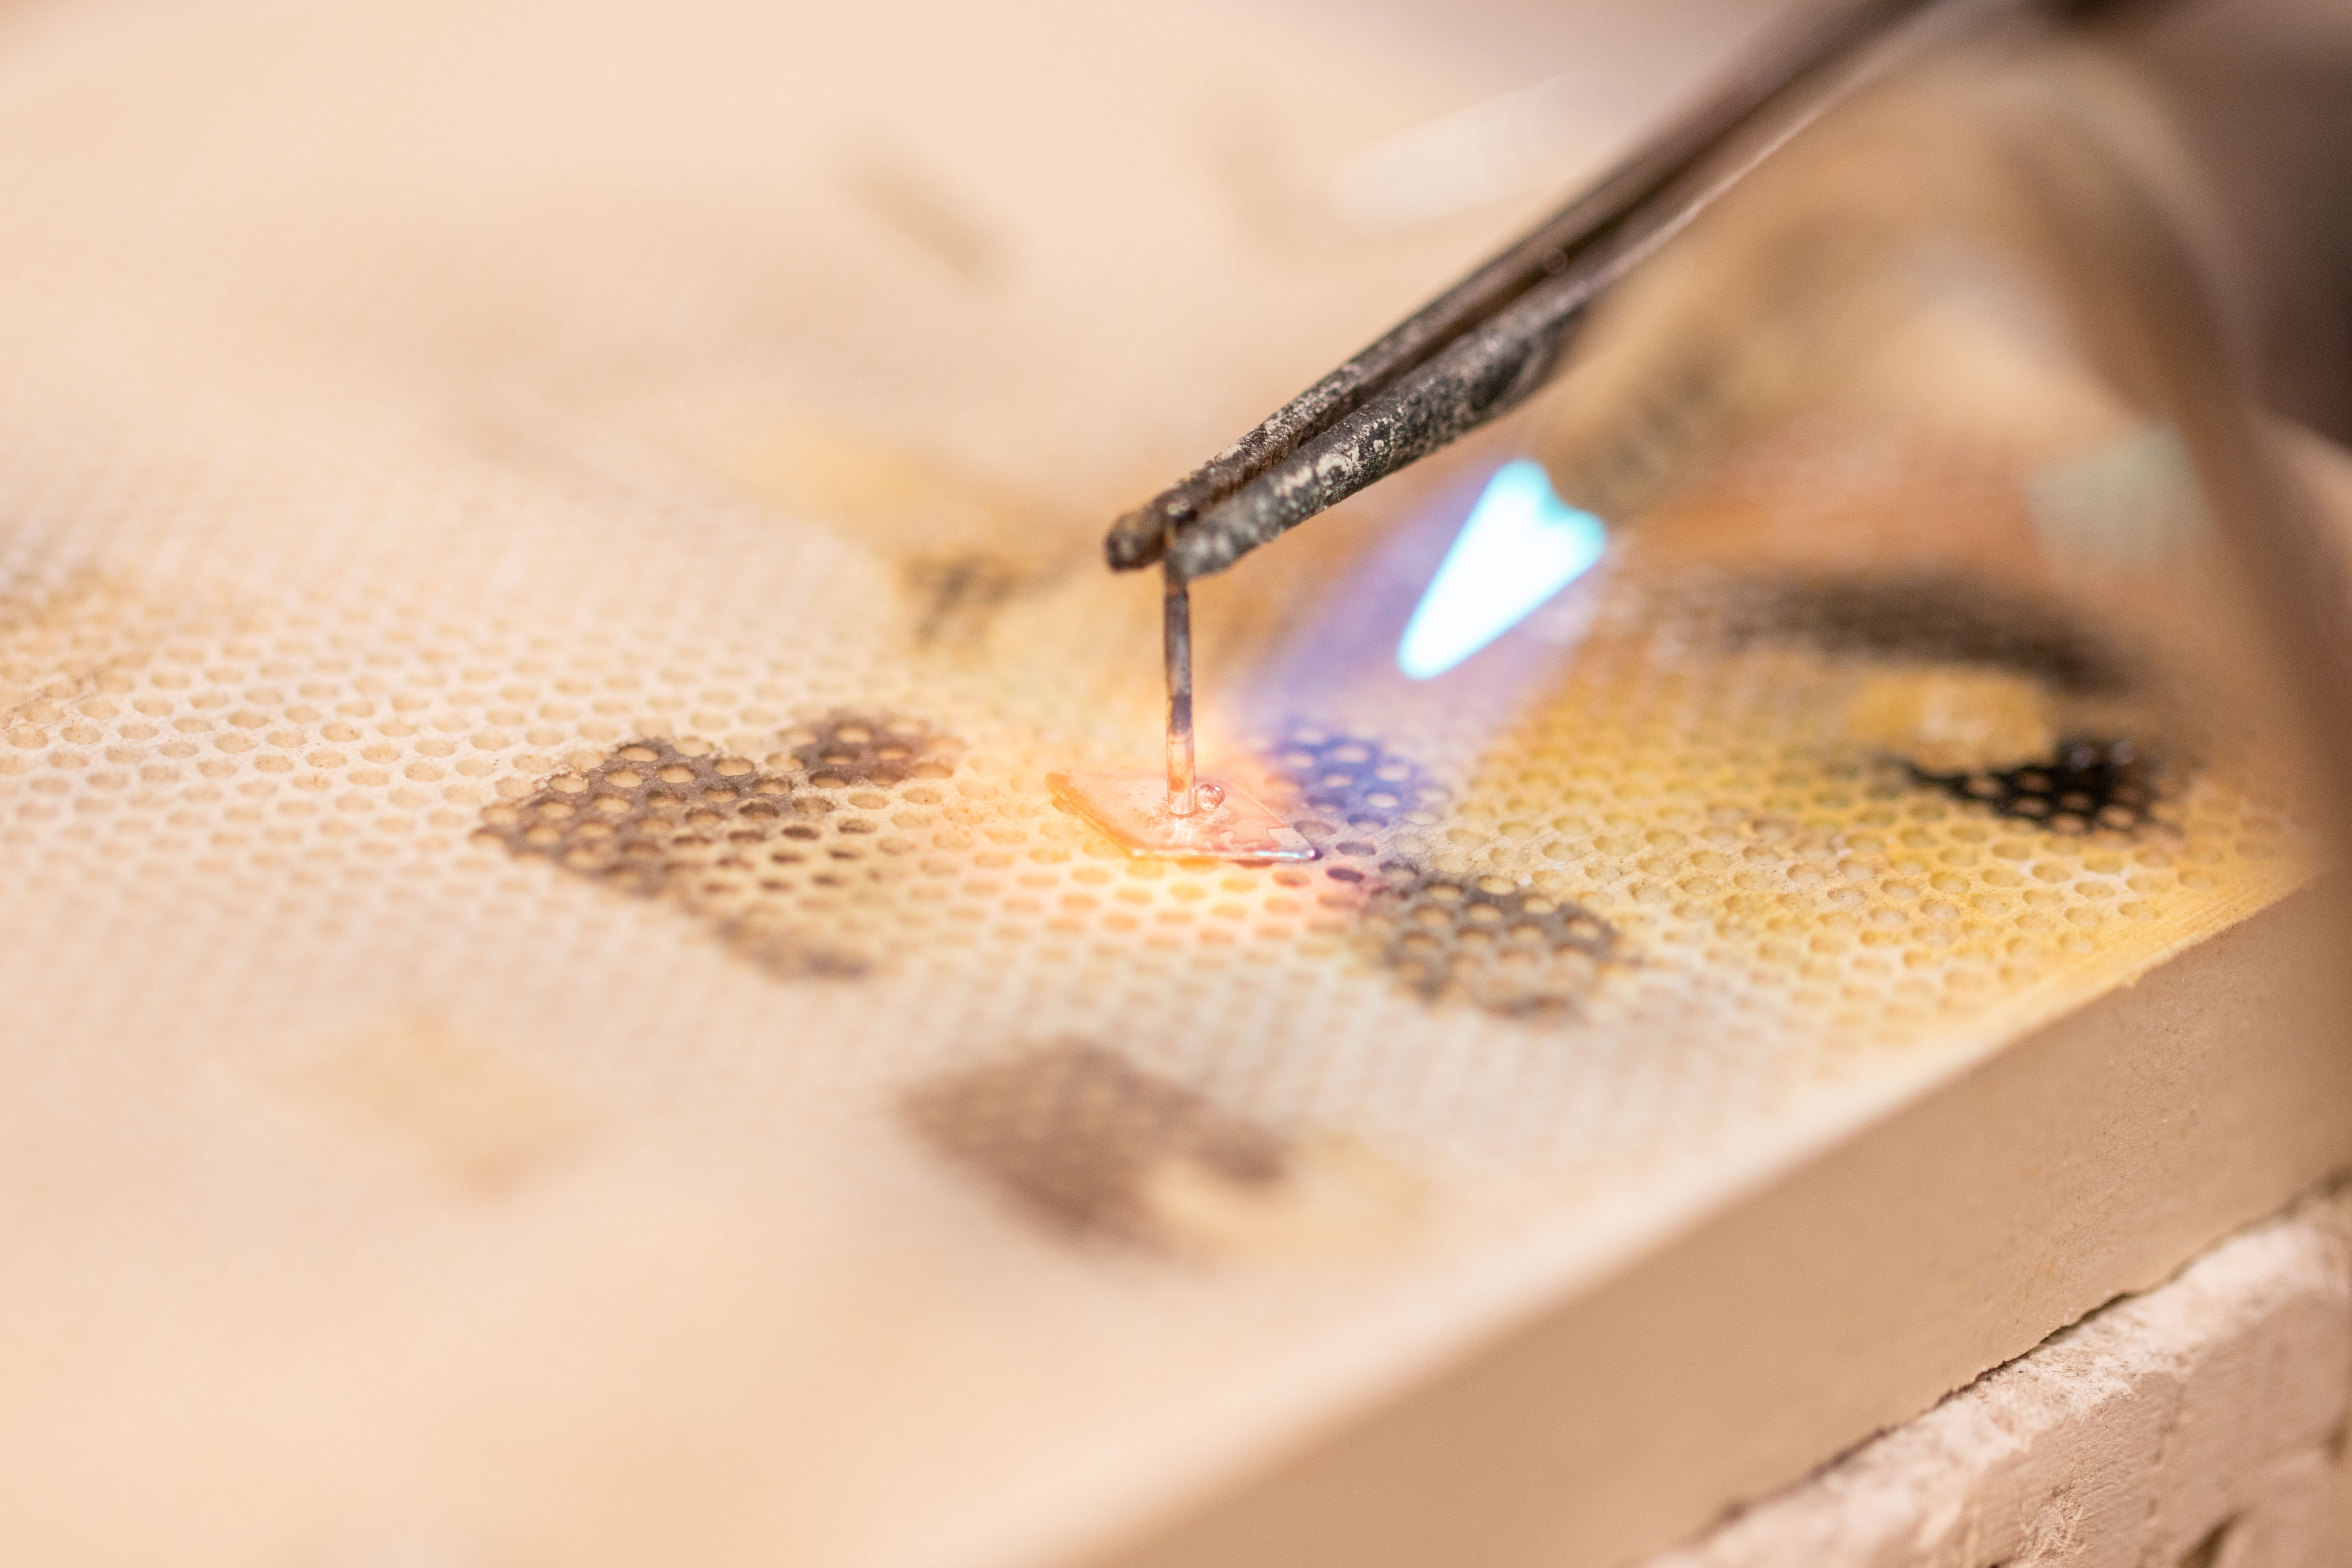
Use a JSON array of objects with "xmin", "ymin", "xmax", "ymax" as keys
[{"xmin": 1163, "ymin": 560, "xmax": 1196, "ymax": 814}]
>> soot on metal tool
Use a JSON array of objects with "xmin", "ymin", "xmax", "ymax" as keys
[{"xmin": 1048, "ymin": 561, "xmax": 1316, "ymax": 862}]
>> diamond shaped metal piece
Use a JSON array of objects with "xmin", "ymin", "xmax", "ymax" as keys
[{"xmin": 1046, "ymin": 771, "xmax": 1318, "ymax": 862}]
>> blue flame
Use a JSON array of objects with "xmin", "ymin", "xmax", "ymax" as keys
[{"xmin": 1397, "ymin": 460, "xmax": 1608, "ymax": 679}]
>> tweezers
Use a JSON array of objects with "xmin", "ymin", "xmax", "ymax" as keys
[{"xmin": 1102, "ymin": 0, "xmax": 2063, "ymax": 582}]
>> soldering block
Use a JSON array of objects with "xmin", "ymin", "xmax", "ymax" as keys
[{"xmin": 5, "ymin": 4, "xmax": 2352, "ymax": 1568}]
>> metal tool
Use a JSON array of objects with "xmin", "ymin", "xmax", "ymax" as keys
[{"xmin": 1101, "ymin": 0, "xmax": 2077, "ymax": 583}]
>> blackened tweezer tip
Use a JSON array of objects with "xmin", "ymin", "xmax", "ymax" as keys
[{"xmin": 1104, "ymin": 502, "xmax": 1172, "ymax": 570}]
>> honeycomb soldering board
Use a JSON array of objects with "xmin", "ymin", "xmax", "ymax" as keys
[{"xmin": 0, "ymin": 2, "xmax": 2345, "ymax": 1566}]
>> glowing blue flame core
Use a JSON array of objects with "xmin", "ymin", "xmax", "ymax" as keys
[{"xmin": 1397, "ymin": 461, "xmax": 1608, "ymax": 679}]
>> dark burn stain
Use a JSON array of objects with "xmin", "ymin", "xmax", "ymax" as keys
[
  {"xmin": 903, "ymin": 552, "xmax": 1040, "ymax": 648},
  {"xmin": 483, "ymin": 736, "xmax": 789, "ymax": 898},
  {"xmin": 775, "ymin": 711, "xmax": 951, "ymax": 788},
  {"xmin": 1717, "ymin": 577, "xmax": 2182, "ymax": 838},
  {"xmin": 1911, "ymin": 736, "xmax": 2163, "ymax": 835},
  {"xmin": 476, "ymin": 713, "xmax": 957, "ymax": 977},
  {"xmin": 1722, "ymin": 575, "xmax": 2138, "ymax": 697},
  {"xmin": 904, "ymin": 1040, "xmax": 1289, "ymax": 1250},
  {"xmin": 1261, "ymin": 724, "xmax": 1622, "ymax": 1014},
  {"xmin": 1360, "ymin": 867, "xmax": 1619, "ymax": 1014}
]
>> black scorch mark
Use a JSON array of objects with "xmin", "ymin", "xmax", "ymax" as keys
[
  {"xmin": 1911, "ymin": 737, "xmax": 2163, "ymax": 835},
  {"xmin": 1359, "ymin": 867, "xmax": 1619, "ymax": 1014},
  {"xmin": 903, "ymin": 1040, "xmax": 1289, "ymax": 1250},
  {"xmin": 1260, "ymin": 724, "xmax": 1622, "ymax": 1014},
  {"xmin": 475, "ymin": 713, "xmax": 958, "ymax": 976},
  {"xmin": 1718, "ymin": 576, "xmax": 2179, "ymax": 836},
  {"xmin": 1721, "ymin": 575, "xmax": 2138, "ymax": 697}
]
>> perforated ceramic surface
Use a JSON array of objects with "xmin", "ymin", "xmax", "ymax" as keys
[{"xmin": 0, "ymin": 3, "xmax": 2321, "ymax": 1566}]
